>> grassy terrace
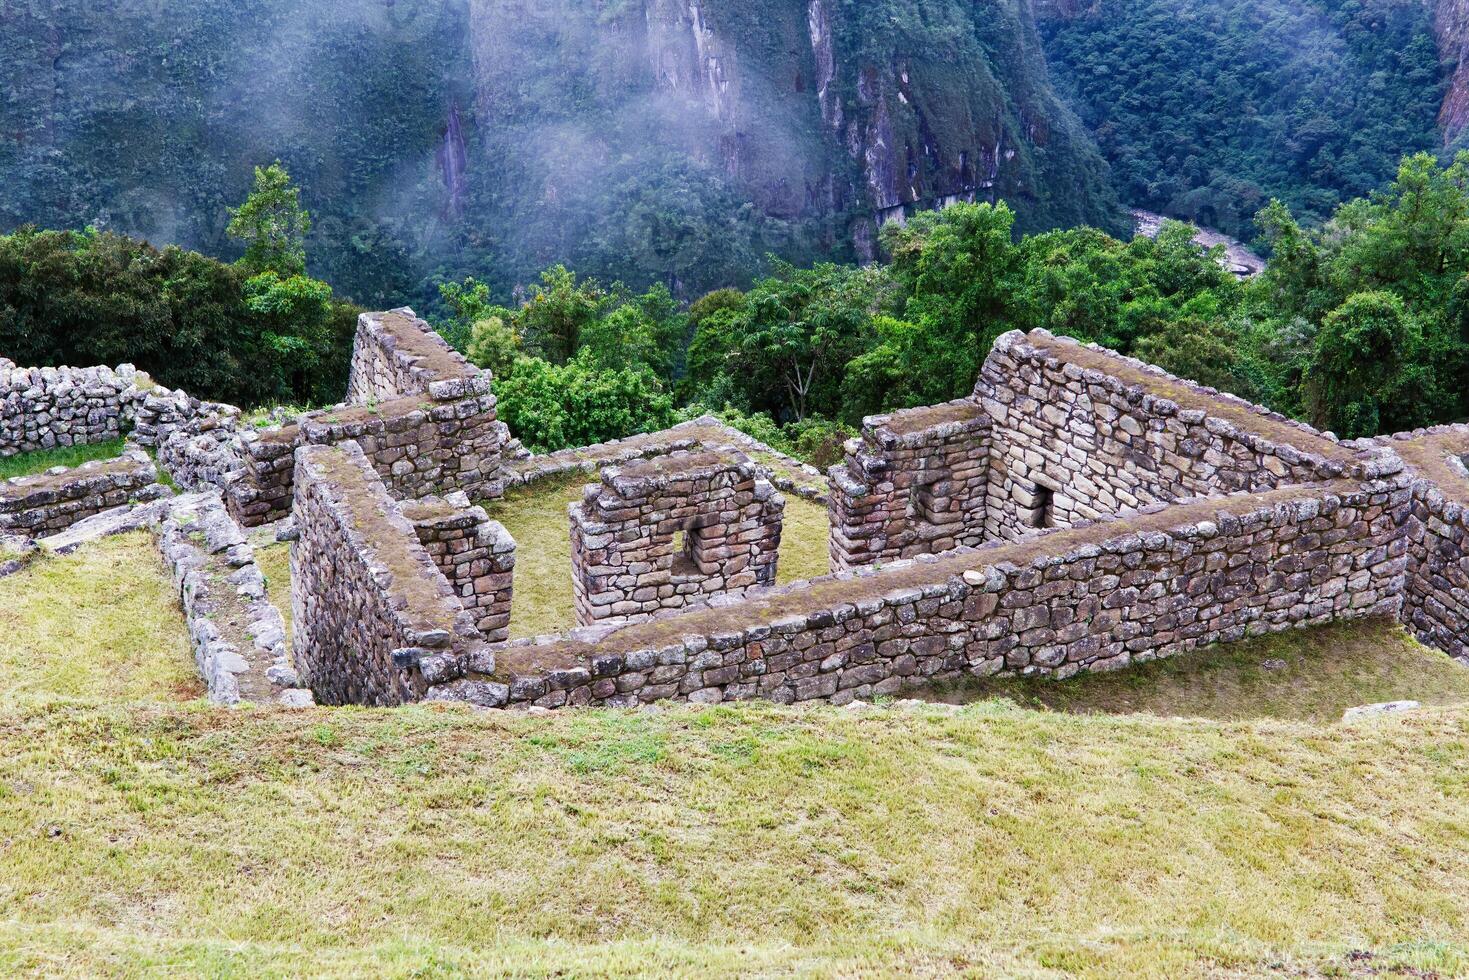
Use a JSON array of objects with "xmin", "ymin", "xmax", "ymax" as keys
[
  {"xmin": 0, "ymin": 532, "xmax": 198, "ymax": 702},
  {"xmin": 3, "ymin": 529, "xmax": 1469, "ymax": 975},
  {"xmin": 0, "ymin": 437, "xmax": 126, "ymax": 481},
  {"xmin": 483, "ymin": 473, "xmax": 833, "ymax": 639}
]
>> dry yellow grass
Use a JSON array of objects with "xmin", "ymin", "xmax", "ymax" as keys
[
  {"xmin": 252, "ymin": 538, "xmax": 293, "ymax": 642},
  {"xmin": 0, "ymin": 699, "xmax": 1466, "ymax": 977},
  {"xmin": 483, "ymin": 474, "xmax": 832, "ymax": 639},
  {"xmin": 933, "ymin": 617, "xmax": 1469, "ymax": 722},
  {"xmin": 6, "ymin": 523, "xmax": 1469, "ymax": 977},
  {"xmin": 0, "ymin": 532, "xmax": 198, "ymax": 702}
]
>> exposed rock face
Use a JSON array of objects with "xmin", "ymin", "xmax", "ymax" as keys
[
  {"xmin": 1436, "ymin": 0, "xmax": 1469, "ymax": 143},
  {"xmin": 466, "ymin": 0, "xmax": 1122, "ymax": 255}
]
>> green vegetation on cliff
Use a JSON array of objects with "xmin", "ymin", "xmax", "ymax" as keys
[
  {"xmin": 0, "ymin": 0, "xmax": 1123, "ymax": 308},
  {"xmin": 1038, "ymin": 0, "xmax": 1445, "ymax": 242}
]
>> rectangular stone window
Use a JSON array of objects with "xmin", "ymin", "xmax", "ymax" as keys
[
  {"xmin": 1032, "ymin": 485, "xmax": 1054, "ymax": 529},
  {"xmin": 671, "ymin": 520, "xmax": 722, "ymax": 582},
  {"xmin": 907, "ymin": 472, "xmax": 947, "ymax": 526}
]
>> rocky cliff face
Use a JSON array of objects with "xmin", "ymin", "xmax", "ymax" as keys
[
  {"xmin": 1435, "ymin": 0, "xmax": 1469, "ymax": 143},
  {"xmin": 0, "ymin": 0, "xmax": 1120, "ymax": 302},
  {"xmin": 466, "ymin": 0, "xmax": 1122, "ymax": 263}
]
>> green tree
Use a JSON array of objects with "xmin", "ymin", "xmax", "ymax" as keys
[
  {"xmin": 1304, "ymin": 291, "xmax": 1431, "ymax": 438},
  {"xmin": 879, "ymin": 202, "xmax": 1025, "ymax": 404},
  {"xmin": 520, "ymin": 265, "xmax": 605, "ymax": 364},
  {"xmin": 495, "ymin": 351, "xmax": 675, "ymax": 452},
  {"xmin": 686, "ymin": 263, "xmax": 879, "ymax": 422},
  {"xmin": 1134, "ymin": 317, "xmax": 1254, "ymax": 398},
  {"xmin": 227, "ymin": 162, "xmax": 311, "ymax": 277}
]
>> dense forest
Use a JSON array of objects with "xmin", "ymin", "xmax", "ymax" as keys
[
  {"xmin": 1037, "ymin": 0, "xmax": 1448, "ymax": 241},
  {"xmin": 4, "ymin": 1, "xmax": 1469, "ymax": 458},
  {"xmin": 0, "ymin": 0, "xmax": 1120, "ymax": 310}
]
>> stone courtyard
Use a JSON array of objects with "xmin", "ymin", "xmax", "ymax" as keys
[{"xmin": 3, "ymin": 310, "xmax": 1468, "ymax": 710}]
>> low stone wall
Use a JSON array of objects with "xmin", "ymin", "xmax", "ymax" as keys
[
  {"xmin": 291, "ymin": 441, "xmax": 494, "ymax": 705},
  {"xmin": 402, "ymin": 494, "xmax": 516, "ymax": 644},
  {"xmin": 130, "ymin": 386, "xmax": 247, "ymax": 492},
  {"xmin": 498, "ymin": 416, "xmax": 829, "ymax": 504},
  {"xmin": 977, "ymin": 330, "xmax": 1362, "ymax": 541},
  {"xmin": 346, "ymin": 308, "xmax": 485, "ymax": 404},
  {"xmin": 569, "ymin": 449, "xmax": 785, "ymax": 625},
  {"xmin": 0, "ymin": 360, "xmax": 147, "ymax": 457},
  {"xmin": 0, "ymin": 448, "xmax": 161, "ymax": 536},
  {"xmin": 828, "ymin": 399, "xmax": 989, "ymax": 569},
  {"xmin": 228, "ymin": 387, "xmax": 509, "ymax": 527},
  {"xmin": 155, "ymin": 493, "xmax": 310, "ymax": 706},
  {"xmin": 1385, "ymin": 426, "xmax": 1469, "ymax": 662},
  {"xmin": 450, "ymin": 478, "xmax": 1405, "ymax": 708}
]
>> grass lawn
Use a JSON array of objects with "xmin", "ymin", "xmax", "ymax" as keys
[
  {"xmin": 933, "ymin": 618, "xmax": 1469, "ymax": 722},
  {"xmin": 0, "ymin": 699, "xmax": 1467, "ymax": 977},
  {"xmin": 252, "ymin": 537, "xmax": 293, "ymax": 642},
  {"xmin": 0, "ymin": 438, "xmax": 126, "ymax": 480},
  {"xmin": 6, "ymin": 531, "xmax": 1469, "ymax": 976},
  {"xmin": 483, "ymin": 473, "xmax": 833, "ymax": 639},
  {"xmin": 0, "ymin": 532, "xmax": 198, "ymax": 702}
]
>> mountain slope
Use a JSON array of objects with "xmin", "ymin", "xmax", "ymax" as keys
[
  {"xmin": 1035, "ymin": 0, "xmax": 1446, "ymax": 240},
  {"xmin": 0, "ymin": 0, "xmax": 1122, "ymax": 306}
]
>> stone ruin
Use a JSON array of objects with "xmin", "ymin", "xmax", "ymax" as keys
[
  {"xmin": 6, "ymin": 310, "xmax": 1469, "ymax": 711},
  {"xmin": 569, "ymin": 449, "xmax": 784, "ymax": 625}
]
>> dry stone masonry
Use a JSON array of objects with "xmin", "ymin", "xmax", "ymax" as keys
[
  {"xmin": 290, "ymin": 440, "xmax": 498, "ymax": 706},
  {"xmin": 401, "ymin": 493, "xmax": 516, "ymax": 644},
  {"xmin": 157, "ymin": 493, "xmax": 310, "ymax": 706},
  {"xmin": 0, "ymin": 446, "xmax": 162, "ymax": 536},
  {"xmin": 475, "ymin": 477, "xmax": 1407, "ymax": 708},
  {"xmin": 828, "ymin": 398, "xmax": 990, "ymax": 569},
  {"xmin": 975, "ymin": 331, "xmax": 1359, "ymax": 541},
  {"xmin": 8, "ymin": 313, "xmax": 1469, "ymax": 712},
  {"xmin": 569, "ymin": 449, "xmax": 785, "ymax": 625},
  {"xmin": 226, "ymin": 309, "xmax": 512, "ymax": 526},
  {"xmin": 0, "ymin": 359, "xmax": 146, "ymax": 456},
  {"xmin": 1386, "ymin": 425, "xmax": 1469, "ymax": 661}
]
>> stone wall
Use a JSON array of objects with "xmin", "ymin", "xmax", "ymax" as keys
[
  {"xmin": 156, "ymin": 493, "xmax": 310, "ymax": 706},
  {"xmin": 227, "ymin": 311, "xmax": 510, "ymax": 527},
  {"xmin": 451, "ymin": 478, "xmax": 1406, "ymax": 708},
  {"xmin": 977, "ymin": 330, "xmax": 1360, "ymax": 541},
  {"xmin": 290, "ymin": 441, "xmax": 494, "ymax": 705},
  {"xmin": 498, "ymin": 415, "xmax": 829, "ymax": 504},
  {"xmin": 0, "ymin": 447, "xmax": 161, "ymax": 536},
  {"xmin": 401, "ymin": 493, "xmax": 516, "ymax": 644},
  {"xmin": 346, "ymin": 308, "xmax": 485, "ymax": 404},
  {"xmin": 0, "ymin": 360, "xmax": 147, "ymax": 457},
  {"xmin": 1386, "ymin": 426, "xmax": 1469, "ymax": 662},
  {"xmin": 828, "ymin": 399, "xmax": 989, "ymax": 569},
  {"xmin": 569, "ymin": 449, "xmax": 785, "ymax": 625},
  {"xmin": 130, "ymin": 386, "xmax": 248, "ymax": 492}
]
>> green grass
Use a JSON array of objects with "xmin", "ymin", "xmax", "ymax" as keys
[
  {"xmin": 0, "ymin": 532, "xmax": 199, "ymax": 702},
  {"xmin": 0, "ymin": 438, "xmax": 126, "ymax": 480},
  {"xmin": 253, "ymin": 538, "xmax": 293, "ymax": 643},
  {"xmin": 3, "ymin": 530, "xmax": 1469, "ymax": 975},
  {"xmin": 0, "ymin": 698, "xmax": 1467, "ymax": 977},
  {"xmin": 930, "ymin": 618, "xmax": 1469, "ymax": 722},
  {"xmin": 484, "ymin": 474, "xmax": 833, "ymax": 639}
]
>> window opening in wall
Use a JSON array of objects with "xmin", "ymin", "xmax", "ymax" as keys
[
  {"xmin": 671, "ymin": 528, "xmax": 695, "ymax": 580},
  {"xmin": 1033, "ymin": 485, "xmax": 1054, "ymax": 529},
  {"xmin": 907, "ymin": 472, "xmax": 947, "ymax": 526}
]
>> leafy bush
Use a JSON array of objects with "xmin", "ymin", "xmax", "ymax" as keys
[
  {"xmin": 494, "ymin": 353, "xmax": 675, "ymax": 453},
  {"xmin": 0, "ymin": 227, "xmax": 354, "ymax": 406}
]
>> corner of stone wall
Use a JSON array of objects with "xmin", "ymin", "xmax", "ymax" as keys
[
  {"xmin": 401, "ymin": 492, "xmax": 516, "ymax": 643},
  {"xmin": 827, "ymin": 398, "xmax": 990, "ymax": 569},
  {"xmin": 290, "ymin": 440, "xmax": 490, "ymax": 705},
  {"xmin": 0, "ymin": 445, "xmax": 164, "ymax": 537}
]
